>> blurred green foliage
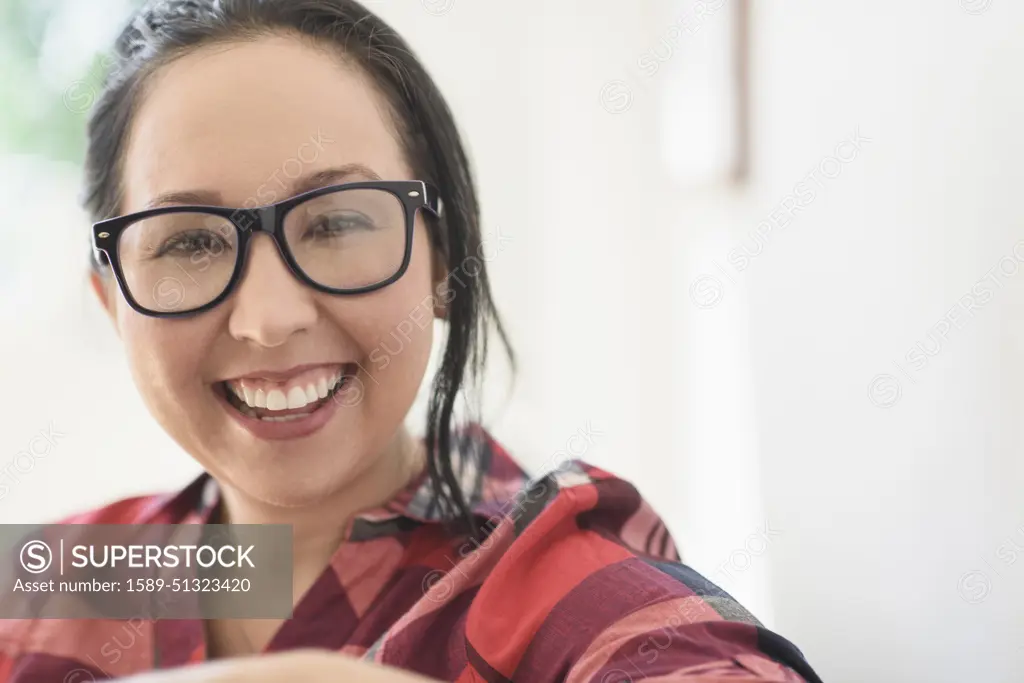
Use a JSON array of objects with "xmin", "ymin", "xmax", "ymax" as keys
[{"xmin": 0, "ymin": 0, "xmax": 128, "ymax": 165}]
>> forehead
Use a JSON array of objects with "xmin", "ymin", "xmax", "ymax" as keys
[{"xmin": 122, "ymin": 35, "xmax": 408, "ymax": 211}]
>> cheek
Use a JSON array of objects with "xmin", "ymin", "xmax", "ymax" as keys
[{"xmin": 115, "ymin": 302, "xmax": 217, "ymax": 401}]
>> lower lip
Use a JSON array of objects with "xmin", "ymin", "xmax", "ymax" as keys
[{"xmin": 216, "ymin": 386, "xmax": 344, "ymax": 441}]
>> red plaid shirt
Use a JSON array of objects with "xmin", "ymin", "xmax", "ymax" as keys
[{"xmin": 0, "ymin": 426, "xmax": 821, "ymax": 681}]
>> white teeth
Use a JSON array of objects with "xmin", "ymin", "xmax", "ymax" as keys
[
  {"xmin": 286, "ymin": 386, "xmax": 309, "ymax": 410},
  {"xmin": 266, "ymin": 389, "xmax": 288, "ymax": 411},
  {"xmin": 259, "ymin": 414, "xmax": 310, "ymax": 422},
  {"xmin": 225, "ymin": 367, "xmax": 348, "ymax": 415}
]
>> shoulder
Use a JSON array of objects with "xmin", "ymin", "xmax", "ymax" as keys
[
  {"xmin": 56, "ymin": 494, "xmax": 168, "ymax": 524},
  {"xmin": 0, "ymin": 475, "xmax": 212, "ymax": 676},
  {"xmin": 463, "ymin": 459, "xmax": 821, "ymax": 682},
  {"xmin": 54, "ymin": 473, "xmax": 212, "ymax": 525}
]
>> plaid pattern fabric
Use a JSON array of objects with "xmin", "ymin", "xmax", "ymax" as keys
[{"xmin": 0, "ymin": 425, "xmax": 822, "ymax": 682}]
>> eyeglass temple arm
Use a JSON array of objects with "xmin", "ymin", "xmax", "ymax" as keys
[
  {"xmin": 423, "ymin": 183, "xmax": 444, "ymax": 218},
  {"xmin": 90, "ymin": 234, "xmax": 110, "ymax": 268}
]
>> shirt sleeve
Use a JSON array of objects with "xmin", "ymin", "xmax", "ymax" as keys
[
  {"xmin": 459, "ymin": 467, "xmax": 823, "ymax": 682},
  {"xmin": 565, "ymin": 607, "xmax": 809, "ymax": 682}
]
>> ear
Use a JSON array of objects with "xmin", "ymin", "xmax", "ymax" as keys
[{"xmin": 89, "ymin": 270, "xmax": 121, "ymax": 332}]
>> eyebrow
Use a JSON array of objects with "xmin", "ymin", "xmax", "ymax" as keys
[{"xmin": 142, "ymin": 163, "xmax": 384, "ymax": 210}]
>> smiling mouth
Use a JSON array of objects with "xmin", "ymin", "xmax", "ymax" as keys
[{"xmin": 219, "ymin": 362, "xmax": 357, "ymax": 422}]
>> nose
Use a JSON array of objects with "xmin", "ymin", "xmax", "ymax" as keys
[{"xmin": 227, "ymin": 235, "xmax": 318, "ymax": 347}]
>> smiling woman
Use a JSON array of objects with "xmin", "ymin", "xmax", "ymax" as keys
[{"xmin": 0, "ymin": 1, "xmax": 823, "ymax": 681}]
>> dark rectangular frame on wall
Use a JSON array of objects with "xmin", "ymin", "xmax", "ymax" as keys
[{"xmin": 733, "ymin": 0, "xmax": 751, "ymax": 184}]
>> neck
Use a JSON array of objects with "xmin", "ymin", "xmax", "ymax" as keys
[{"xmin": 216, "ymin": 428, "xmax": 425, "ymax": 593}]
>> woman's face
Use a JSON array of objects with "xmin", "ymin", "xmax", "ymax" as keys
[{"xmin": 96, "ymin": 36, "xmax": 438, "ymax": 506}]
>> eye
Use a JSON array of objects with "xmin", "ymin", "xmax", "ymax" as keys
[
  {"xmin": 155, "ymin": 230, "xmax": 232, "ymax": 257},
  {"xmin": 307, "ymin": 211, "xmax": 376, "ymax": 237}
]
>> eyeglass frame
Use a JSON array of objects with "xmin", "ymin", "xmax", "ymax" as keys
[{"xmin": 91, "ymin": 179, "xmax": 444, "ymax": 319}]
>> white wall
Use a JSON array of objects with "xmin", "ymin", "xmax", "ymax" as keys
[
  {"xmin": 1, "ymin": 2, "xmax": 1022, "ymax": 682},
  {"xmin": 675, "ymin": 3, "xmax": 1024, "ymax": 682}
]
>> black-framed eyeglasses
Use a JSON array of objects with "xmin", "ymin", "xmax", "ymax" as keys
[{"xmin": 92, "ymin": 180, "xmax": 443, "ymax": 317}]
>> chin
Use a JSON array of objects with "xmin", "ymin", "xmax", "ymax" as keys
[{"xmin": 222, "ymin": 453, "xmax": 364, "ymax": 509}]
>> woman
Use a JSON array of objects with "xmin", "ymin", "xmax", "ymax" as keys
[{"xmin": 0, "ymin": 1, "xmax": 822, "ymax": 681}]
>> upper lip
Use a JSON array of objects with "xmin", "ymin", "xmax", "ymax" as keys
[{"xmin": 218, "ymin": 362, "xmax": 351, "ymax": 383}]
